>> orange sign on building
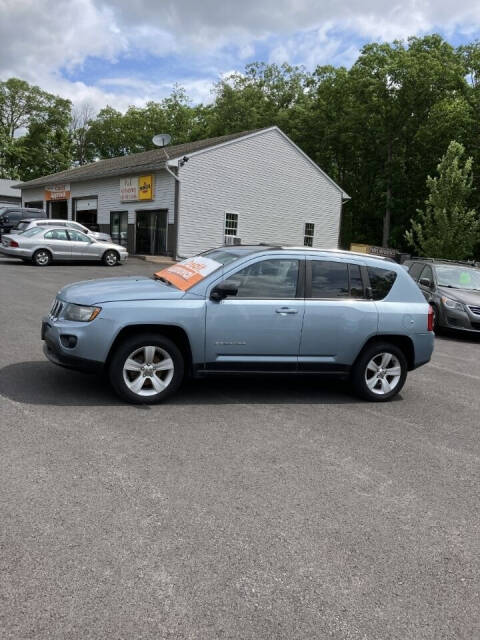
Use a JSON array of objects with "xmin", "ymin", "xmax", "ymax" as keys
[{"xmin": 45, "ymin": 184, "xmax": 70, "ymax": 201}]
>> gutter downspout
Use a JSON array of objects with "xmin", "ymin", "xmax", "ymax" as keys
[{"xmin": 163, "ymin": 149, "xmax": 182, "ymax": 260}]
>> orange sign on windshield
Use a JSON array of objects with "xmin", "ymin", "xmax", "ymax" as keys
[{"xmin": 155, "ymin": 256, "xmax": 221, "ymax": 291}]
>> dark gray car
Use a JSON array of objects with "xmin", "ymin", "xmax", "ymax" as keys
[{"xmin": 404, "ymin": 258, "xmax": 480, "ymax": 332}]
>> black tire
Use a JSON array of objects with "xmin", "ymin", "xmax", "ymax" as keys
[
  {"xmin": 32, "ymin": 249, "xmax": 52, "ymax": 266},
  {"xmin": 352, "ymin": 341, "xmax": 408, "ymax": 402},
  {"xmin": 109, "ymin": 333, "xmax": 184, "ymax": 404},
  {"xmin": 103, "ymin": 250, "xmax": 119, "ymax": 266},
  {"xmin": 431, "ymin": 304, "xmax": 442, "ymax": 334}
]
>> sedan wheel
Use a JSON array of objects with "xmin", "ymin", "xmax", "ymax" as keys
[
  {"xmin": 33, "ymin": 249, "xmax": 51, "ymax": 266},
  {"xmin": 103, "ymin": 250, "xmax": 119, "ymax": 266},
  {"xmin": 109, "ymin": 334, "xmax": 184, "ymax": 404}
]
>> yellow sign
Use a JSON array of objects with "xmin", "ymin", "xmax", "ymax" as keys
[
  {"xmin": 138, "ymin": 175, "xmax": 153, "ymax": 200},
  {"xmin": 350, "ymin": 243, "xmax": 369, "ymax": 254}
]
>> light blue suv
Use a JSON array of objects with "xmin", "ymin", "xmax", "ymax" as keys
[{"xmin": 41, "ymin": 246, "xmax": 434, "ymax": 403}]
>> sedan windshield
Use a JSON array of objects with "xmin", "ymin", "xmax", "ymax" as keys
[
  {"xmin": 15, "ymin": 222, "xmax": 30, "ymax": 231},
  {"xmin": 436, "ymin": 265, "xmax": 480, "ymax": 290}
]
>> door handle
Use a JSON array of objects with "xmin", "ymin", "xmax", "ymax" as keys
[{"xmin": 275, "ymin": 307, "xmax": 298, "ymax": 315}]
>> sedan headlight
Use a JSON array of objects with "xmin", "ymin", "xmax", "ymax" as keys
[
  {"xmin": 64, "ymin": 303, "xmax": 101, "ymax": 322},
  {"xmin": 441, "ymin": 297, "xmax": 465, "ymax": 312}
]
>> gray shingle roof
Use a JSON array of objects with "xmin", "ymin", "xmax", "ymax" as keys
[{"xmin": 14, "ymin": 129, "xmax": 259, "ymax": 189}]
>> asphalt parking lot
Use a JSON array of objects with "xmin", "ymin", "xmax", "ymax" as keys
[{"xmin": 1, "ymin": 256, "xmax": 479, "ymax": 640}]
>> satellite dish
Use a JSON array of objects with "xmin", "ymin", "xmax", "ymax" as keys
[{"xmin": 152, "ymin": 133, "xmax": 171, "ymax": 147}]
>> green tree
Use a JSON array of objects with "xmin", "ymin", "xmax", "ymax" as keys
[
  {"xmin": 0, "ymin": 77, "xmax": 72, "ymax": 180},
  {"xmin": 405, "ymin": 141, "xmax": 480, "ymax": 259}
]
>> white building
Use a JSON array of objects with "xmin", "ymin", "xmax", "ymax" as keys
[
  {"xmin": 0, "ymin": 179, "xmax": 22, "ymax": 207},
  {"xmin": 15, "ymin": 127, "xmax": 349, "ymax": 258}
]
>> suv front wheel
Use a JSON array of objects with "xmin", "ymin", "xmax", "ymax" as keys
[
  {"xmin": 352, "ymin": 342, "xmax": 407, "ymax": 402},
  {"xmin": 109, "ymin": 334, "xmax": 184, "ymax": 404}
]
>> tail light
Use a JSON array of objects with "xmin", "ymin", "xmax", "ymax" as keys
[
  {"xmin": 427, "ymin": 305, "xmax": 434, "ymax": 332},
  {"xmin": 9, "ymin": 240, "xmax": 18, "ymax": 247}
]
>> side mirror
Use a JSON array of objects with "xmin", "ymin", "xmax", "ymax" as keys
[
  {"xmin": 419, "ymin": 277, "xmax": 433, "ymax": 289},
  {"xmin": 210, "ymin": 282, "xmax": 238, "ymax": 301}
]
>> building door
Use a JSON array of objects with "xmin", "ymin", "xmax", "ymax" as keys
[
  {"xmin": 110, "ymin": 211, "xmax": 128, "ymax": 248},
  {"xmin": 135, "ymin": 210, "xmax": 167, "ymax": 255},
  {"xmin": 48, "ymin": 200, "xmax": 68, "ymax": 219},
  {"xmin": 74, "ymin": 198, "xmax": 98, "ymax": 231}
]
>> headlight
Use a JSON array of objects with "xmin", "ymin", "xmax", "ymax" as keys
[
  {"xmin": 64, "ymin": 303, "xmax": 101, "ymax": 322},
  {"xmin": 441, "ymin": 297, "xmax": 464, "ymax": 312}
]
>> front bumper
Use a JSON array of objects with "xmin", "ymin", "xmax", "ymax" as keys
[
  {"xmin": 439, "ymin": 305, "xmax": 480, "ymax": 332},
  {"xmin": 42, "ymin": 320, "xmax": 103, "ymax": 373}
]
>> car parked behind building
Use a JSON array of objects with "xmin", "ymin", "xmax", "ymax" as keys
[
  {"xmin": 0, "ymin": 207, "xmax": 46, "ymax": 238},
  {"xmin": 0, "ymin": 226, "xmax": 127, "ymax": 266},
  {"xmin": 404, "ymin": 258, "xmax": 480, "ymax": 333},
  {"xmin": 41, "ymin": 245, "xmax": 434, "ymax": 404},
  {"xmin": 15, "ymin": 218, "xmax": 112, "ymax": 242}
]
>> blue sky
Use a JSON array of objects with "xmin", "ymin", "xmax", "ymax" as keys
[{"xmin": 1, "ymin": 0, "xmax": 480, "ymax": 111}]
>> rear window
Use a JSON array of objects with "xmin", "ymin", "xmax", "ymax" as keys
[
  {"xmin": 367, "ymin": 266, "xmax": 397, "ymax": 300},
  {"xmin": 21, "ymin": 227, "xmax": 45, "ymax": 237}
]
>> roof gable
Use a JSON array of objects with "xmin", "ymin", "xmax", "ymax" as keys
[{"xmin": 15, "ymin": 126, "xmax": 349, "ymax": 199}]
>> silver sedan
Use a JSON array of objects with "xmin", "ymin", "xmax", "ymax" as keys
[{"xmin": 0, "ymin": 226, "xmax": 128, "ymax": 266}]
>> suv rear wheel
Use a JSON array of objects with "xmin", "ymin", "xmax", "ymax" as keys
[
  {"xmin": 352, "ymin": 342, "xmax": 407, "ymax": 402},
  {"xmin": 109, "ymin": 334, "xmax": 184, "ymax": 404}
]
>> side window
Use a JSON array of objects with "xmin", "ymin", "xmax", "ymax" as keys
[
  {"xmin": 310, "ymin": 260, "xmax": 349, "ymax": 298},
  {"xmin": 348, "ymin": 264, "xmax": 365, "ymax": 298},
  {"xmin": 10, "ymin": 212, "xmax": 23, "ymax": 223},
  {"xmin": 224, "ymin": 212, "xmax": 239, "ymax": 238},
  {"xmin": 221, "ymin": 259, "xmax": 299, "ymax": 298},
  {"xmin": 366, "ymin": 266, "xmax": 397, "ymax": 300},
  {"xmin": 408, "ymin": 262, "xmax": 424, "ymax": 281},
  {"xmin": 304, "ymin": 223, "xmax": 315, "ymax": 247},
  {"xmin": 45, "ymin": 229, "xmax": 69, "ymax": 241},
  {"xmin": 419, "ymin": 265, "xmax": 433, "ymax": 283},
  {"xmin": 68, "ymin": 230, "xmax": 91, "ymax": 243}
]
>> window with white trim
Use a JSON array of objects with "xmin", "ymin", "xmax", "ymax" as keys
[
  {"xmin": 304, "ymin": 222, "xmax": 314, "ymax": 247},
  {"xmin": 225, "ymin": 212, "xmax": 239, "ymax": 236}
]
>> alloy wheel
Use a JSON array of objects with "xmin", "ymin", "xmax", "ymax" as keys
[
  {"xmin": 104, "ymin": 251, "xmax": 118, "ymax": 266},
  {"xmin": 365, "ymin": 352, "xmax": 402, "ymax": 396},
  {"xmin": 35, "ymin": 250, "xmax": 50, "ymax": 266},
  {"xmin": 122, "ymin": 345, "xmax": 174, "ymax": 396}
]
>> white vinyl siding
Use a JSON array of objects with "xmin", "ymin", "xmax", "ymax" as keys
[{"xmin": 177, "ymin": 128, "xmax": 343, "ymax": 257}]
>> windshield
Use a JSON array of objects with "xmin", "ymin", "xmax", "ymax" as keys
[
  {"xmin": 436, "ymin": 265, "xmax": 480, "ymax": 291},
  {"xmin": 21, "ymin": 227, "xmax": 45, "ymax": 237},
  {"xmin": 16, "ymin": 222, "xmax": 30, "ymax": 231},
  {"xmin": 201, "ymin": 247, "xmax": 262, "ymax": 266}
]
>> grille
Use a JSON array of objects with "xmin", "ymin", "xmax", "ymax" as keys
[
  {"xmin": 468, "ymin": 305, "xmax": 480, "ymax": 316},
  {"xmin": 49, "ymin": 298, "xmax": 64, "ymax": 320}
]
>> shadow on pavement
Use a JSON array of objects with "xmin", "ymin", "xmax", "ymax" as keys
[
  {"xmin": 0, "ymin": 361, "xmax": 365, "ymax": 407},
  {"xmin": 436, "ymin": 331, "xmax": 480, "ymax": 344}
]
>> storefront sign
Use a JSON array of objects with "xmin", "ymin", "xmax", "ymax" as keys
[
  {"xmin": 120, "ymin": 175, "xmax": 154, "ymax": 202},
  {"xmin": 350, "ymin": 243, "xmax": 398, "ymax": 258},
  {"xmin": 45, "ymin": 184, "xmax": 70, "ymax": 201},
  {"xmin": 155, "ymin": 257, "xmax": 222, "ymax": 291}
]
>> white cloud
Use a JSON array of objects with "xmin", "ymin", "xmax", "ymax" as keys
[{"xmin": 0, "ymin": 0, "xmax": 479, "ymax": 112}]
